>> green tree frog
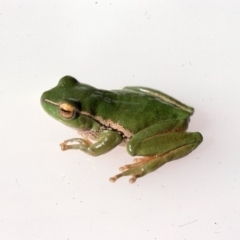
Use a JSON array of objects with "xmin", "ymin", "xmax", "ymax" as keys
[{"xmin": 41, "ymin": 76, "xmax": 203, "ymax": 183}]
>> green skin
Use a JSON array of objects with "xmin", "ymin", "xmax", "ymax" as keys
[{"xmin": 41, "ymin": 76, "xmax": 203, "ymax": 183}]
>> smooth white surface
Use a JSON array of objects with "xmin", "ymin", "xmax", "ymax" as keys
[{"xmin": 1, "ymin": 1, "xmax": 240, "ymax": 239}]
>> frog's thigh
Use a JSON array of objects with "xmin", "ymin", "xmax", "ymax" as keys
[
  {"xmin": 127, "ymin": 119, "xmax": 189, "ymax": 155},
  {"xmin": 127, "ymin": 131, "xmax": 203, "ymax": 156}
]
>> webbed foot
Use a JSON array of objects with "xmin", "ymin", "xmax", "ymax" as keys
[{"xmin": 109, "ymin": 156, "xmax": 158, "ymax": 183}]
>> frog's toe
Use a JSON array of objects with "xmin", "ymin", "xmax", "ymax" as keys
[
  {"xmin": 109, "ymin": 174, "xmax": 122, "ymax": 183},
  {"xmin": 133, "ymin": 158, "xmax": 141, "ymax": 163},
  {"xmin": 109, "ymin": 172, "xmax": 133, "ymax": 183},
  {"xmin": 110, "ymin": 166, "xmax": 142, "ymax": 183},
  {"xmin": 119, "ymin": 156, "xmax": 153, "ymax": 171},
  {"xmin": 109, "ymin": 172, "xmax": 141, "ymax": 183},
  {"xmin": 109, "ymin": 156, "xmax": 165, "ymax": 183},
  {"xmin": 118, "ymin": 162, "xmax": 142, "ymax": 171},
  {"xmin": 60, "ymin": 142, "xmax": 68, "ymax": 151},
  {"xmin": 110, "ymin": 157, "xmax": 155, "ymax": 183},
  {"xmin": 133, "ymin": 156, "xmax": 152, "ymax": 163}
]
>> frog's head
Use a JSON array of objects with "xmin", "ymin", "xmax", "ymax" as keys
[{"xmin": 41, "ymin": 76, "xmax": 93, "ymax": 128}]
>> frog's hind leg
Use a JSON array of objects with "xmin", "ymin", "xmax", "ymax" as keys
[
  {"xmin": 109, "ymin": 132, "xmax": 202, "ymax": 183},
  {"xmin": 124, "ymin": 86, "xmax": 194, "ymax": 114}
]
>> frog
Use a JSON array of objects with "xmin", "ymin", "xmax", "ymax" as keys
[{"xmin": 41, "ymin": 76, "xmax": 203, "ymax": 183}]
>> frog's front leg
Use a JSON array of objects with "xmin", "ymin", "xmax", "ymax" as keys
[
  {"xmin": 60, "ymin": 130, "xmax": 122, "ymax": 156},
  {"xmin": 110, "ymin": 120, "xmax": 203, "ymax": 183}
]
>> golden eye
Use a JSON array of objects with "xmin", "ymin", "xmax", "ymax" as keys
[{"xmin": 59, "ymin": 103, "xmax": 75, "ymax": 119}]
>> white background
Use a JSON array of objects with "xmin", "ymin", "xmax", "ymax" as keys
[{"xmin": 1, "ymin": 1, "xmax": 240, "ymax": 239}]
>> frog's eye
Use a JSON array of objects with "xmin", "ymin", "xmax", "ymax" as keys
[{"xmin": 59, "ymin": 102, "xmax": 76, "ymax": 119}]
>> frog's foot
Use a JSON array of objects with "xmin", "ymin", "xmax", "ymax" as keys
[
  {"xmin": 60, "ymin": 138, "xmax": 92, "ymax": 151},
  {"xmin": 109, "ymin": 156, "xmax": 159, "ymax": 183}
]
